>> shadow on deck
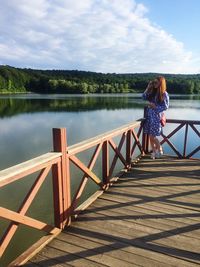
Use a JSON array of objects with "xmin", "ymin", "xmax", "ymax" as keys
[{"xmin": 26, "ymin": 155, "xmax": 200, "ymax": 267}]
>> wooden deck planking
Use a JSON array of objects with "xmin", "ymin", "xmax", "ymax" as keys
[{"xmin": 26, "ymin": 155, "xmax": 200, "ymax": 267}]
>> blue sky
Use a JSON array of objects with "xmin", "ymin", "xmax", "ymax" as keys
[
  {"xmin": 142, "ymin": 0, "xmax": 200, "ymax": 52},
  {"xmin": 0, "ymin": 0, "xmax": 200, "ymax": 74}
]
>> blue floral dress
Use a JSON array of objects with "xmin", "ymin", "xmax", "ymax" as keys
[{"xmin": 142, "ymin": 91, "xmax": 169, "ymax": 136}]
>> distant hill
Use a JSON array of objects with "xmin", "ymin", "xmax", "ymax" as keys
[{"xmin": 0, "ymin": 65, "xmax": 200, "ymax": 94}]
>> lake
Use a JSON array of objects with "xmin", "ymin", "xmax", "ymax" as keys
[
  {"xmin": 0, "ymin": 93, "xmax": 200, "ymax": 169},
  {"xmin": 0, "ymin": 93, "xmax": 200, "ymax": 266}
]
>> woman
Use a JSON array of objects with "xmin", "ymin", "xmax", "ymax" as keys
[{"xmin": 142, "ymin": 76, "xmax": 169, "ymax": 159}]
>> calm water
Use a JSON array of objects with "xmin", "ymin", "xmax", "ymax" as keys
[
  {"xmin": 0, "ymin": 93, "xmax": 200, "ymax": 266},
  {"xmin": 0, "ymin": 93, "xmax": 200, "ymax": 169}
]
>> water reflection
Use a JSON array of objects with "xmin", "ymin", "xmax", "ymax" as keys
[
  {"xmin": 0, "ymin": 94, "xmax": 144, "ymax": 118},
  {"xmin": 0, "ymin": 94, "xmax": 200, "ymax": 169},
  {"xmin": 0, "ymin": 93, "xmax": 199, "ymax": 266},
  {"xmin": 0, "ymin": 94, "xmax": 200, "ymax": 118},
  {"xmin": 0, "ymin": 109, "xmax": 144, "ymax": 170}
]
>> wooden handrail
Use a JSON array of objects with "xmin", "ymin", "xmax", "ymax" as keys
[
  {"xmin": 0, "ymin": 152, "xmax": 61, "ymax": 187},
  {"xmin": 160, "ymin": 120, "xmax": 200, "ymax": 159},
  {"xmin": 67, "ymin": 120, "xmax": 142, "ymax": 155},
  {"xmin": 1, "ymin": 113, "xmax": 200, "ymax": 265},
  {"xmin": 166, "ymin": 119, "xmax": 200, "ymax": 124},
  {"xmin": 0, "ymin": 156, "xmax": 62, "ymax": 258},
  {"xmin": 68, "ymin": 121, "xmax": 145, "ymax": 220},
  {"xmin": 0, "ymin": 119, "xmax": 144, "ymax": 265}
]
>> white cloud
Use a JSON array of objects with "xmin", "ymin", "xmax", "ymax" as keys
[{"xmin": 0, "ymin": 0, "xmax": 199, "ymax": 73}]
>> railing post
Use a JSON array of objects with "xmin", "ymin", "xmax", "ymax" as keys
[
  {"xmin": 52, "ymin": 128, "xmax": 71, "ymax": 229},
  {"xmin": 183, "ymin": 123, "xmax": 189, "ymax": 158},
  {"xmin": 143, "ymin": 133, "xmax": 149, "ymax": 153},
  {"xmin": 142, "ymin": 107, "xmax": 149, "ymax": 153},
  {"xmin": 126, "ymin": 130, "xmax": 132, "ymax": 167},
  {"xmin": 102, "ymin": 140, "xmax": 109, "ymax": 185}
]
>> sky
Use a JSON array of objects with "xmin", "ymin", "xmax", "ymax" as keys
[{"xmin": 0, "ymin": 0, "xmax": 200, "ymax": 74}]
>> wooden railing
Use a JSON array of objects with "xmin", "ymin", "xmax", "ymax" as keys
[
  {"xmin": 0, "ymin": 115, "xmax": 199, "ymax": 266},
  {"xmin": 0, "ymin": 153, "xmax": 62, "ymax": 262},
  {"xmin": 143, "ymin": 118, "xmax": 200, "ymax": 159},
  {"xmin": 161, "ymin": 119, "xmax": 200, "ymax": 159},
  {"xmin": 0, "ymin": 120, "xmax": 144, "ymax": 265},
  {"xmin": 67, "ymin": 120, "xmax": 144, "ymax": 215}
]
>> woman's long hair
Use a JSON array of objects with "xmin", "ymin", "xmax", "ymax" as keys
[
  {"xmin": 146, "ymin": 76, "xmax": 167, "ymax": 103},
  {"xmin": 156, "ymin": 76, "xmax": 167, "ymax": 103}
]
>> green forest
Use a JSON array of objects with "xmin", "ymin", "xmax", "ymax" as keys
[{"xmin": 1, "ymin": 65, "xmax": 200, "ymax": 94}]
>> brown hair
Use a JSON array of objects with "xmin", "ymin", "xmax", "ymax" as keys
[{"xmin": 155, "ymin": 76, "xmax": 167, "ymax": 103}]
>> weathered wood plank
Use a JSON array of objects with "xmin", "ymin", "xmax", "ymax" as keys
[
  {"xmin": 75, "ymin": 210, "xmax": 200, "ymax": 255},
  {"xmin": 99, "ymin": 193, "xmax": 200, "ymax": 224},
  {"xmin": 109, "ymin": 184, "xmax": 200, "ymax": 208},
  {"xmin": 26, "ymin": 254, "xmax": 71, "ymax": 267},
  {"xmin": 89, "ymin": 199, "xmax": 200, "ymax": 240},
  {"xmin": 73, "ymin": 214, "xmax": 200, "ymax": 264},
  {"xmin": 26, "ymin": 156, "xmax": 200, "ymax": 267},
  {"xmin": 48, "ymin": 239, "xmax": 140, "ymax": 267},
  {"xmin": 66, "ymin": 226, "xmax": 199, "ymax": 267},
  {"xmin": 36, "ymin": 245, "xmax": 111, "ymax": 267},
  {"xmin": 56, "ymin": 231, "xmax": 171, "ymax": 267}
]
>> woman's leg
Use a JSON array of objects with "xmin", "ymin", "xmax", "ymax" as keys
[
  {"xmin": 149, "ymin": 135, "xmax": 156, "ymax": 153},
  {"xmin": 149, "ymin": 135, "xmax": 157, "ymax": 159},
  {"xmin": 153, "ymin": 137, "xmax": 163, "ymax": 157},
  {"xmin": 150, "ymin": 136, "xmax": 163, "ymax": 158},
  {"xmin": 154, "ymin": 137, "xmax": 162, "ymax": 152}
]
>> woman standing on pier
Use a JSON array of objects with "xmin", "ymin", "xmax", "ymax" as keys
[{"xmin": 142, "ymin": 76, "xmax": 169, "ymax": 159}]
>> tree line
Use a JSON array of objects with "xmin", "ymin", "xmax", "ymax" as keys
[
  {"xmin": 0, "ymin": 96, "xmax": 145, "ymax": 118},
  {"xmin": 1, "ymin": 65, "xmax": 200, "ymax": 94}
]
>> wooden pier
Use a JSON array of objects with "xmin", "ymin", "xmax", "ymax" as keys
[
  {"xmin": 0, "ymin": 115, "xmax": 199, "ymax": 266},
  {"xmin": 26, "ymin": 155, "xmax": 200, "ymax": 267}
]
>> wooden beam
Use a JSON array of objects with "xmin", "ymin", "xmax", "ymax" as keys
[
  {"xmin": 68, "ymin": 121, "xmax": 142, "ymax": 156},
  {"xmin": 131, "ymin": 124, "xmax": 143, "ymax": 156},
  {"xmin": 71, "ymin": 143, "xmax": 102, "ymax": 211},
  {"xmin": 189, "ymin": 123, "xmax": 200, "ymax": 138},
  {"xmin": 109, "ymin": 133, "xmax": 126, "ymax": 178},
  {"xmin": 69, "ymin": 155, "xmax": 103, "ymax": 188},
  {"xmin": 131, "ymin": 128, "xmax": 144, "ymax": 155},
  {"xmin": 166, "ymin": 119, "xmax": 200, "ymax": 124},
  {"xmin": 52, "ymin": 161, "xmax": 64, "ymax": 229},
  {"xmin": 160, "ymin": 123, "xmax": 185, "ymax": 146},
  {"xmin": 109, "ymin": 139, "xmax": 127, "ymax": 167},
  {"xmin": 186, "ymin": 146, "xmax": 200, "ymax": 159},
  {"xmin": 53, "ymin": 128, "xmax": 71, "ymax": 227},
  {"xmin": 161, "ymin": 133, "xmax": 182, "ymax": 158},
  {"xmin": 102, "ymin": 140, "xmax": 110, "ymax": 184},
  {"xmin": 8, "ymin": 229, "xmax": 61, "ymax": 266},
  {"xmin": 0, "ymin": 207, "xmax": 58, "ymax": 235},
  {"xmin": 183, "ymin": 123, "xmax": 189, "ymax": 158},
  {"xmin": 126, "ymin": 130, "xmax": 132, "ymax": 166},
  {"xmin": 0, "ymin": 165, "xmax": 51, "ymax": 257},
  {"xmin": 0, "ymin": 153, "xmax": 61, "ymax": 187}
]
